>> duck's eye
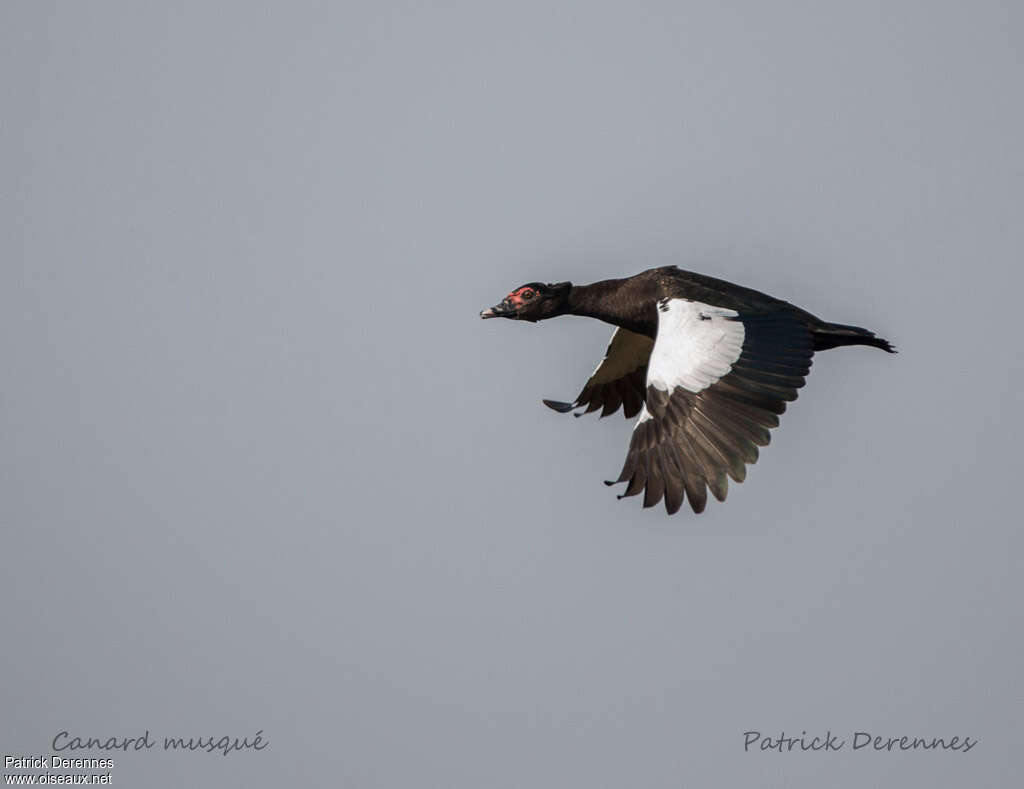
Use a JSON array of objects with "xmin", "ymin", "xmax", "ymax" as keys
[{"xmin": 522, "ymin": 289, "xmax": 535, "ymax": 300}]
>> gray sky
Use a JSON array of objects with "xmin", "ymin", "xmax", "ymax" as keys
[{"xmin": 2, "ymin": 2, "xmax": 1022, "ymax": 787}]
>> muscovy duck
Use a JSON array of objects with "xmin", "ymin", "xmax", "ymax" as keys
[{"xmin": 480, "ymin": 266, "xmax": 895, "ymax": 514}]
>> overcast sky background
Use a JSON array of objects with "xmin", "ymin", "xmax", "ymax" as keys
[{"xmin": 2, "ymin": 2, "xmax": 1022, "ymax": 787}]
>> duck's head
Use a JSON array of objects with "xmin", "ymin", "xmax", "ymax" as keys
[{"xmin": 480, "ymin": 281, "xmax": 572, "ymax": 323}]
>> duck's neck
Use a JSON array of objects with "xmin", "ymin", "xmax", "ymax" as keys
[{"xmin": 565, "ymin": 278, "xmax": 659, "ymax": 338}]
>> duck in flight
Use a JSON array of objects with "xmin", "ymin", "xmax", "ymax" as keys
[{"xmin": 480, "ymin": 266, "xmax": 895, "ymax": 514}]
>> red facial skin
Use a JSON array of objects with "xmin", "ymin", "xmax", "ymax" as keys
[{"xmin": 505, "ymin": 286, "xmax": 536, "ymax": 309}]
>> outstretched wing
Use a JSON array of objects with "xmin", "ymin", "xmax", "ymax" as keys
[
  {"xmin": 608, "ymin": 298, "xmax": 813, "ymax": 514},
  {"xmin": 543, "ymin": 327, "xmax": 653, "ymax": 419}
]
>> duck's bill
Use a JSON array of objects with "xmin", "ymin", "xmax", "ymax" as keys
[{"xmin": 480, "ymin": 301, "xmax": 514, "ymax": 319}]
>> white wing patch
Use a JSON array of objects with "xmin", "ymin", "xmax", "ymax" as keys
[
  {"xmin": 587, "ymin": 327, "xmax": 653, "ymax": 385},
  {"xmin": 647, "ymin": 298, "xmax": 745, "ymax": 394}
]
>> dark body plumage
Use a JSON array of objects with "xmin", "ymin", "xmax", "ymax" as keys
[
  {"xmin": 557, "ymin": 267, "xmax": 893, "ymax": 350},
  {"xmin": 481, "ymin": 266, "xmax": 894, "ymax": 514}
]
